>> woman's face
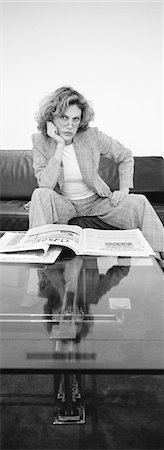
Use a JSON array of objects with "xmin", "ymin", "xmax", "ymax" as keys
[{"xmin": 53, "ymin": 104, "xmax": 81, "ymax": 145}]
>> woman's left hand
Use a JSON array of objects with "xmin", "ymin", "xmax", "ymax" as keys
[{"xmin": 110, "ymin": 188, "xmax": 129, "ymax": 207}]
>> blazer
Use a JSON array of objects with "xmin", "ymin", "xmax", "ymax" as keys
[{"xmin": 32, "ymin": 126, "xmax": 134, "ymax": 197}]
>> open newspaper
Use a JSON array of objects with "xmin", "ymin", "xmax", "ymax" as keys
[
  {"xmin": 0, "ymin": 230, "xmax": 62, "ymax": 263},
  {"xmin": 0, "ymin": 224, "xmax": 155, "ymax": 260}
]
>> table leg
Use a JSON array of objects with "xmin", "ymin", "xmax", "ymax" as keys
[{"xmin": 53, "ymin": 373, "xmax": 85, "ymax": 424}]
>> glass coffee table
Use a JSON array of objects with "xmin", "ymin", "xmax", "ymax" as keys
[{"xmin": 0, "ymin": 251, "xmax": 163, "ymax": 424}]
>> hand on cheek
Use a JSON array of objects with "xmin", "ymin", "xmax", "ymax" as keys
[{"xmin": 47, "ymin": 122, "xmax": 65, "ymax": 146}]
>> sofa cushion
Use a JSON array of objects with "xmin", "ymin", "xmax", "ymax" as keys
[
  {"xmin": 98, "ymin": 156, "xmax": 119, "ymax": 191},
  {"xmin": 1, "ymin": 151, "xmax": 163, "ymax": 198},
  {"xmin": 0, "ymin": 150, "xmax": 37, "ymax": 200},
  {"xmin": 150, "ymin": 203, "xmax": 164, "ymax": 224},
  {"xmin": 132, "ymin": 156, "xmax": 164, "ymax": 192},
  {"xmin": 0, "ymin": 200, "xmax": 29, "ymax": 231}
]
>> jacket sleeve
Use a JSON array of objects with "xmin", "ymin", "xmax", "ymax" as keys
[
  {"xmin": 95, "ymin": 127, "xmax": 134, "ymax": 189},
  {"xmin": 32, "ymin": 133, "xmax": 63, "ymax": 189}
]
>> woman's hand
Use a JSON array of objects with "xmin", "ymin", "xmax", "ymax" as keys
[
  {"xmin": 110, "ymin": 188, "xmax": 129, "ymax": 207},
  {"xmin": 47, "ymin": 121, "xmax": 65, "ymax": 147}
]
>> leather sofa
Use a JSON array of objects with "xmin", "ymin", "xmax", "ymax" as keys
[{"xmin": 0, "ymin": 149, "xmax": 164, "ymax": 232}]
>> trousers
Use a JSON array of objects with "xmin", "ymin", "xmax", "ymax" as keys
[{"xmin": 29, "ymin": 188, "xmax": 164, "ymax": 252}]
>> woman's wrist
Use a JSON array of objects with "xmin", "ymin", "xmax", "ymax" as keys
[{"xmin": 54, "ymin": 144, "xmax": 64, "ymax": 163}]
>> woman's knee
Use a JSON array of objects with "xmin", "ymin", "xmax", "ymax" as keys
[
  {"xmin": 128, "ymin": 193, "xmax": 148, "ymax": 207},
  {"xmin": 31, "ymin": 187, "xmax": 54, "ymax": 202}
]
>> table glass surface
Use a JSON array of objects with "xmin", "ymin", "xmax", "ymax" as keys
[{"xmin": 0, "ymin": 252, "xmax": 163, "ymax": 371}]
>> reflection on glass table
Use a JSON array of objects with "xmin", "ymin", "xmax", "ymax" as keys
[
  {"xmin": 38, "ymin": 257, "xmax": 129, "ymax": 344},
  {"xmin": 0, "ymin": 255, "xmax": 163, "ymax": 424},
  {"xmin": 37, "ymin": 256, "xmax": 129, "ymax": 424}
]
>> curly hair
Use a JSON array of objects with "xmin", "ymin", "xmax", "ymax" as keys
[{"xmin": 35, "ymin": 85, "xmax": 95, "ymax": 136}]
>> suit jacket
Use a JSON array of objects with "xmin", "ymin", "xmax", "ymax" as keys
[{"xmin": 32, "ymin": 126, "xmax": 134, "ymax": 197}]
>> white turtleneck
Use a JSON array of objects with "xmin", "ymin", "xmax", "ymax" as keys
[{"xmin": 60, "ymin": 144, "xmax": 94, "ymax": 200}]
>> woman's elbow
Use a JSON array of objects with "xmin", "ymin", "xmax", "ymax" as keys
[{"xmin": 37, "ymin": 178, "xmax": 56, "ymax": 190}]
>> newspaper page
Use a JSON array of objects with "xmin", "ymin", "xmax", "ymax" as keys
[
  {"xmin": 0, "ymin": 231, "xmax": 50, "ymax": 254},
  {"xmin": 0, "ymin": 224, "xmax": 83, "ymax": 255},
  {"xmin": 82, "ymin": 228, "xmax": 155, "ymax": 257},
  {"xmin": 0, "ymin": 232, "xmax": 62, "ymax": 263},
  {"xmin": 19, "ymin": 224, "xmax": 83, "ymax": 254}
]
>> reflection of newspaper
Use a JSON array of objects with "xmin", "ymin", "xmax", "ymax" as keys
[{"xmin": 83, "ymin": 228, "xmax": 155, "ymax": 257}]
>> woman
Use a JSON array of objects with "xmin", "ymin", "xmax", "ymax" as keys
[{"xmin": 29, "ymin": 85, "xmax": 164, "ymax": 259}]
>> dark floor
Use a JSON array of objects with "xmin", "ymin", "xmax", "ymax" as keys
[{"xmin": 0, "ymin": 374, "xmax": 164, "ymax": 450}]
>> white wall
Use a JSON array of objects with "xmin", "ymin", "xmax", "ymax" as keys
[{"xmin": 0, "ymin": 1, "xmax": 163, "ymax": 156}]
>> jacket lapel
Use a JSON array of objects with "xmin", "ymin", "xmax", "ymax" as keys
[
  {"xmin": 73, "ymin": 132, "xmax": 95, "ymax": 188},
  {"xmin": 47, "ymin": 137, "xmax": 64, "ymax": 188}
]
